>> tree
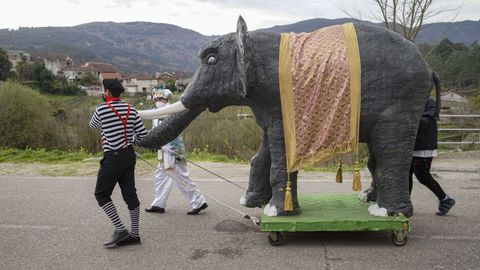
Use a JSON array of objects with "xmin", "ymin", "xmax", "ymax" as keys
[
  {"xmin": 79, "ymin": 72, "xmax": 98, "ymax": 86},
  {"xmin": 373, "ymin": 0, "xmax": 460, "ymax": 42},
  {"xmin": 16, "ymin": 61, "xmax": 56, "ymax": 93},
  {"xmin": 0, "ymin": 48, "xmax": 13, "ymax": 81}
]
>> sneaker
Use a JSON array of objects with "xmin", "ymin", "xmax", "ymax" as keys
[
  {"xmin": 116, "ymin": 236, "xmax": 141, "ymax": 246},
  {"xmin": 104, "ymin": 229, "xmax": 130, "ymax": 247},
  {"xmin": 436, "ymin": 197, "xmax": 456, "ymax": 216},
  {"xmin": 187, "ymin": 203, "xmax": 208, "ymax": 215}
]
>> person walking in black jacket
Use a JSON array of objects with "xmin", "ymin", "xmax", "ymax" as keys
[{"xmin": 409, "ymin": 98, "xmax": 455, "ymax": 216}]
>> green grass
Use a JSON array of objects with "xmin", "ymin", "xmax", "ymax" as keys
[
  {"xmin": 0, "ymin": 147, "xmax": 248, "ymax": 164},
  {"xmin": 0, "ymin": 148, "xmax": 99, "ymax": 163},
  {"xmin": 0, "ymin": 147, "xmax": 364, "ymax": 174}
]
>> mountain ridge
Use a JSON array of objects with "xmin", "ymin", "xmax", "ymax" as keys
[{"xmin": 1, "ymin": 18, "xmax": 478, "ymax": 74}]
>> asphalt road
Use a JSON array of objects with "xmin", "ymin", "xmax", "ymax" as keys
[{"xmin": 0, "ymin": 154, "xmax": 479, "ymax": 270}]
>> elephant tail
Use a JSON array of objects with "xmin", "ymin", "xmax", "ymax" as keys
[{"xmin": 432, "ymin": 71, "xmax": 441, "ymax": 120}]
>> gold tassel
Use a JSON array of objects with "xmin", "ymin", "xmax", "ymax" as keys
[
  {"xmin": 336, "ymin": 159, "xmax": 343, "ymax": 183},
  {"xmin": 352, "ymin": 160, "xmax": 362, "ymax": 191},
  {"xmin": 284, "ymin": 174, "xmax": 293, "ymax": 211}
]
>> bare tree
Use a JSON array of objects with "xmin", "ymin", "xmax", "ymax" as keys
[
  {"xmin": 335, "ymin": 0, "xmax": 463, "ymax": 42},
  {"xmin": 373, "ymin": 0, "xmax": 461, "ymax": 42}
]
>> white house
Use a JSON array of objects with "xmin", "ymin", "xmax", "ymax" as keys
[
  {"xmin": 44, "ymin": 55, "xmax": 72, "ymax": 76},
  {"xmin": 62, "ymin": 65, "xmax": 96, "ymax": 83},
  {"xmin": 124, "ymin": 75, "xmax": 158, "ymax": 94}
]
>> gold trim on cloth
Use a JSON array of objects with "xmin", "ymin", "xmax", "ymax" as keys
[{"xmin": 279, "ymin": 23, "xmax": 361, "ymax": 173}]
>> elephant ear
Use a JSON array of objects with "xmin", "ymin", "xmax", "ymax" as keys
[{"xmin": 235, "ymin": 16, "xmax": 254, "ymax": 97}]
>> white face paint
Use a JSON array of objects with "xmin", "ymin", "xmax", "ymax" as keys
[{"xmin": 156, "ymin": 101, "xmax": 166, "ymax": 108}]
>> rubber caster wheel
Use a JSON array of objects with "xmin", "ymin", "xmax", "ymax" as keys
[
  {"xmin": 268, "ymin": 232, "xmax": 285, "ymax": 246},
  {"xmin": 392, "ymin": 231, "xmax": 408, "ymax": 246}
]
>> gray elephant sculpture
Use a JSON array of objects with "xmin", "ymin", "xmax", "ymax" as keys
[{"xmin": 138, "ymin": 16, "xmax": 440, "ymax": 217}]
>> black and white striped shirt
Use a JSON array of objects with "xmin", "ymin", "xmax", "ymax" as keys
[{"xmin": 89, "ymin": 100, "xmax": 147, "ymax": 152}]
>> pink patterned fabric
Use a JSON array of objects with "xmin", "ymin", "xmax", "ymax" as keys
[{"xmin": 289, "ymin": 25, "xmax": 352, "ymax": 161}]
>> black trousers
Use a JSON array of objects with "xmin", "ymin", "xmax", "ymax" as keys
[
  {"xmin": 94, "ymin": 146, "xmax": 140, "ymax": 210},
  {"xmin": 409, "ymin": 157, "xmax": 446, "ymax": 200}
]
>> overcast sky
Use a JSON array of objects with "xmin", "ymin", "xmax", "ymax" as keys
[{"xmin": 2, "ymin": 0, "xmax": 478, "ymax": 35}]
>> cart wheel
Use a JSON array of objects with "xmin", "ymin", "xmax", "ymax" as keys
[
  {"xmin": 391, "ymin": 231, "xmax": 408, "ymax": 246},
  {"xmin": 268, "ymin": 232, "xmax": 285, "ymax": 246}
]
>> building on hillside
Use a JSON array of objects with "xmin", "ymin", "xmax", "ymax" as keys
[
  {"xmin": 124, "ymin": 75, "xmax": 158, "ymax": 94},
  {"xmin": 85, "ymin": 62, "xmax": 122, "ymax": 76},
  {"xmin": 6, "ymin": 50, "xmax": 31, "ymax": 72},
  {"xmin": 175, "ymin": 78, "xmax": 191, "ymax": 92},
  {"xmin": 155, "ymin": 71, "xmax": 186, "ymax": 81},
  {"xmin": 44, "ymin": 55, "xmax": 72, "ymax": 76},
  {"xmin": 62, "ymin": 65, "xmax": 96, "ymax": 83},
  {"xmin": 440, "ymin": 91, "xmax": 469, "ymax": 113},
  {"xmin": 84, "ymin": 62, "xmax": 123, "ymax": 82},
  {"xmin": 99, "ymin": 72, "xmax": 124, "ymax": 83}
]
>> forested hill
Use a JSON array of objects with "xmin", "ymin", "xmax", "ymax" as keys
[
  {"xmin": 0, "ymin": 19, "xmax": 478, "ymax": 74},
  {"xmin": 0, "ymin": 21, "xmax": 214, "ymax": 74},
  {"xmin": 417, "ymin": 20, "xmax": 480, "ymax": 45},
  {"xmin": 262, "ymin": 19, "xmax": 480, "ymax": 45}
]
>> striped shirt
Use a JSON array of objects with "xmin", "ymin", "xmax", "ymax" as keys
[{"xmin": 89, "ymin": 100, "xmax": 147, "ymax": 152}]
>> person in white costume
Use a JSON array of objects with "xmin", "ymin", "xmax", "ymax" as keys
[{"xmin": 144, "ymin": 89, "xmax": 208, "ymax": 215}]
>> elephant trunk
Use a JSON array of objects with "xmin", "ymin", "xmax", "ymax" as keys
[{"xmin": 137, "ymin": 106, "xmax": 206, "ymax": 149}]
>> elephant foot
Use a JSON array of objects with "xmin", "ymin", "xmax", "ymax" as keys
[
  {"xmin": 359, "ymin": 186, "xmax": 377, "ymax": 203},
  {"xmin": 240, "ymin": 191, "xmax": 270, "ymax": 208},
  {"xmin": 387, "ymin": 207, "xmax": 413, "ymax": 218},
  {"xmin": 263, "ymin": 203, "xmax": 301, "ymax": 217},
  {"xmin": 368, "ymin": 204, "xmax": 388, "ymax": 216},
  {"xmin": 368, "ymin": 204, "xmax": 414, "ymax": 218}
]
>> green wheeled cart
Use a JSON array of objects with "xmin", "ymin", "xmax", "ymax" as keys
[{"xmin": 261, "ymin": 194, "xmax": 410, "ymax": 246}]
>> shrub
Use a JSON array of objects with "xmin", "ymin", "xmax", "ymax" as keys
[{"xmin": 0, "ymin": 81, "xmax": 61, "ymax": 149}]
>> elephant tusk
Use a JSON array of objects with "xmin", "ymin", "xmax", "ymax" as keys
[{"xmin": 138, "ymin": 101, "xmax": 187, "ymax": 119}]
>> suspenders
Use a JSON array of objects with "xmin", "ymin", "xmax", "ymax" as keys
[{"xmin": 106, "ymin": 101, "xmax": 131, "ymax": 148}]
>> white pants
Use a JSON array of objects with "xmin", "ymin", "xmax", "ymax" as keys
[{"xmin": 150, "ymin": 162, "xmax": 206, "ymax": 209}]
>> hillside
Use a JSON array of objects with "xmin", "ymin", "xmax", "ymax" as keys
[
  {"xmin": 0, "ymin": 21, "xmax": 215, "ymax": 74},
  {"xmin": 0, "ymin": 19, "xmax": 478, "ymax": 74},
  {"xmin": 416, "ymin": 20, "xmax": 480, "ymax": 45},
  {"xmin": 262, "ymin": 18, "xmax": 480, "ymax": 45}
]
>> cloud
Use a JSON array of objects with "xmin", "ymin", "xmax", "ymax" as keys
[
  {"xmin": 196, "ymin": 0, "xmax": 325, "ymax": 16},
  {"xmin": 110, "ymin": 0, "xmax": 160, "ymax": 8}
]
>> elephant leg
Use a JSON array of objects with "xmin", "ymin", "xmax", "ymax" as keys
[
  {"xmin": 240, "ymin": 131, "xmax": 272, "ymax": 207},
  {"xmin": 263, "ymin": 118, "xmax": 301, "ymax": 216},
  {"xmin": 368, "ymin": 114, "xmax": 416, "ymax": 217},
  {"xmin": 360, "ymin": 145, "xmax": 378, "ymax": 202}
]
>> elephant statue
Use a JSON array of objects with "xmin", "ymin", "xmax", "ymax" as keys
[{"xmin": 138, "ymin": 16, "xmax": 440, "ymax": 217}]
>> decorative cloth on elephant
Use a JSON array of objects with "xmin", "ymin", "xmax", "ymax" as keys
[{"xmin": 279, "ymin": 23, "xmax": 361, "ymax": 172}]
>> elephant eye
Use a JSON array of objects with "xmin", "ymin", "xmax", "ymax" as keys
[{"xmin": 206, "ymin": 55, "xmax": 217, "ymax": 65}]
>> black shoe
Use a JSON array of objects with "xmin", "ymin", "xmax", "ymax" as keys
[
  {"xmin": 436, "ymin": 197, "xmax": 456, "ymax": 216},
  {"xmin": 116, "ymin": 236, "xmax": 141, "ymax": 246},
  {"xmin": 187, "ymin": 203, "xmax": 208, "ymax": 215},
  {"xmin": 104, "ymin": 229, "xmax": 129, "ymax": 247},
  {"xmin": 145, "ymin": 206, "xmax": 165, "ymax": 213}
]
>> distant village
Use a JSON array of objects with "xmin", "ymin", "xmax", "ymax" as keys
[
  {"xmin": 6, "ymin": 49, "xmax": 191, "ymax": 97},
  {"xmin": 4, "ymin": 49, "xmax": 472, "ymax": 113}
]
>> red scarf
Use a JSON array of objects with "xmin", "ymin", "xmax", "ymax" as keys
[{"xmin": 105, "ymin": 97, "xmax": 121, "ymax": 102}]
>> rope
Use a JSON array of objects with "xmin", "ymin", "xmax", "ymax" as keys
[
  {"xmin": 187, "ymin": 160, "xmax": 247, "ymax": 191},
  {"xmin": 135, "ymin": 152, "xmax": 260, "ymax": 226}
]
